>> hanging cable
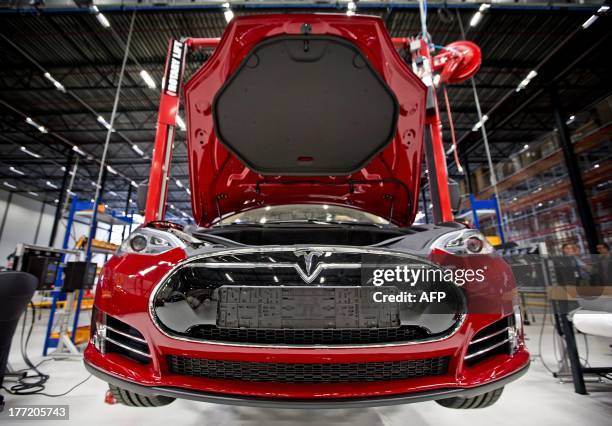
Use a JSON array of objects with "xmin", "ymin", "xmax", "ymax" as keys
[{"xmin": 443, "ymin": 86, "xmax": 463, "ymax": 174}]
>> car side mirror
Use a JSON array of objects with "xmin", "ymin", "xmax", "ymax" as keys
[
  {"xmin": 136, "ymin": 184, "xmax": 148, "ymax": 214},
  {"xmin": 448, "ymin": 179, "xmax": 461, "ymax": 213}
]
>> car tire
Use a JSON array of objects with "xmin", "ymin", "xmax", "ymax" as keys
[
  {"xmin": 435, "ymin": 387, "xmax": 504, "ymax": 409},
  {"xmin": 108, "ymin": 384, "xmax": 175, "ymax": 407}
]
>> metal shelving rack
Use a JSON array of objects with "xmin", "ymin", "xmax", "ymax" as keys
[
  {"xmin": 43, "ymin": 197, "xmax": 133, "ymax": 356},
  {"xmin": 469, "ymin": 100, "xmax": 612, "ymax": 254}
]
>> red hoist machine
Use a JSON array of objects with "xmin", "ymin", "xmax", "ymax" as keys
[{"xmin": 143, "ymin": 17, "xmax": 481, "ymax": 225}]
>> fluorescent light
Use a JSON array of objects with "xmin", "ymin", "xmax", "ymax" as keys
[
  {"xmin": 20, "ymin": 146, "xmax": 42, "ymax": 158},
  {"xmin": 131, "ymin": 144, "xmax": 144, "ymax": 156},
  {"xmin": 471, "ymin": 114, "xmax": 489, "ymax": 131},
  {"xmin": 43, "ymin": 72, "xmax": 66, "ymax": 93},
  {"xmin": 515, "ymin": 70, "xmax": 537, "ymax": 92},
  {"xmin": 54, "ymin": 199, "xmax": 59, "ymax": 203},
  {"xmin": 72, "ymin": 145, "xmax": 86, "ymax": 156},
  {"xmin": 46, "ymin": 181, "xmax": 58, "ymax": 189},
  {"xmin": 478, "ymin": 3, "xmax": 491, "ymax": 12},
  {"xmin": 28, "ymin": 191, "xmax": 38, "ymax": 197},
  {"xmin": 222, "ymin": 3, "xmax": 234, "ymax": 23},
  {"xmin": 170, "ymin": 204, "xmax": 175, "ymax": 209},
  {"xmin": 97, "ymin": 115, "xmax": 113, "ymax": 131},
  {"xmin": 224, "ymin": 273, "xmax": 234, "ymax": 282},
  {"xmin": 347, "ymin": 1, "xmax": 356, "ymax": 15},
  {"xmin": 186, "ymin": 188, "xmax": 191, "ymax": 196},
  {"xmin": 3, "ymin": 182, "xmax": 17, "ymax": 189},
  {"xmin": 25, "ymin": 117, "xmax": 48, "ymax": 133},
  {"xmin": 273, "ymin": 276, "xmax": 279, "ymax": 283},
  {"xmin": 470, "ymin": 11, "xmax": 483, "ymax": 27},
  {"xmin": 139, "ymin": 70, "xmax": 156, "ymax": 89},
  {"xmin": 175, "ymin": 114, "xmax": 186, "ymax": 131},
  {"xmin": 106, "ymin": 165, "xmax": 118, "ymax": 174},
  {"xmin": 582, "ymin": 15, "xmax": 598, "ymax": 29},
  {"xmin": 131, "ymin": 180, "xmax": 139, "ymax": 188},
  {"xmin": 594, "ymin": 164, "xmax": 600, "ymax": 169},
  {"xmin": 523, "ymin": 144, "xmax": 529, "ymax": 150},
  {"xmin": 92, "ymin": 5, "xmax": 111, "ymax": 29},
  {"xmin": 175, "ymin": 179, "xmax": 183, "ymax": 188},
  {"xmin": 9, "ymin": 166, "xmax": 25, "ymax": 176},
  {"xmin": 109, "ymin": 191, "xmax": 118, "ymax": 196},
  {"xmin": 181, "ymin": 211, "xmax": 188, "ymax": 218},
  {"xmin": 91, "ymin": 181, "xmax": 100, "ymax": 188}
]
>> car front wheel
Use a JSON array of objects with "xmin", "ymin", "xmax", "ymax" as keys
[
  {"xmin": 108, "ymin": 384, "xmax": 175, "ymax": 407},
  {"xmin": 435, "ymin": 387, "xmax": 504, "ymax": 409}
]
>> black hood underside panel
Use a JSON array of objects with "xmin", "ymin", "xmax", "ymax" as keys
[{"xmin": 213, "ymin": 35, "xmax": 399, "ymax": 176}]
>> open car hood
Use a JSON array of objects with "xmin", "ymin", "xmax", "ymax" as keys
[{"xmin": 184, "ymin": 14, "xmax": 427, "ymax": 227}]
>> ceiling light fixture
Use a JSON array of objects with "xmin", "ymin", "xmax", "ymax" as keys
[
  {"xmin": 43, "ymin": 72, "xmax": 66, "ymax": 93},
  {"xmin": 471, "ymin": 114, "xmax": 489, "ymax": 131},
  {"xmin": 515, "ymin": 70, "xmax": 538, "ymax": 92},
  {"xmin": 9, "ymin": 166, "xmax": 25, "ymax": 176},
  {"xmin": 131, "ymin": 144, "xmax": 144, "ymax": 156},
  {"xmin": 97, "ymin": 115, "xmax": 114, "ymax": 132},
  {"xmin": 175, "ymin": 114, "xmax": 186, "ymax": 131},
  {"xmin": 25, "ymin": 117, "xmax": 48, "ymax": 133},
  {"xmin": 46, "ymin": 181, "xmax": 58, "ymax": 189},
  {"xmin": 72, "ymin": 145, "xmax": 86, "ymax": 156},
  {"xmin": 139, "ymin": 70, "xmax": 157, "ymax": 89},
  {"xmin": 20, "ymin": 146, "xmax": 42, "ymax": 158},
  {"xmin": 222, "ymin": 3, "xmax": 234, "ymax": 23},
  {"xmin": 3, "ymin": 182, "xmax": 17, "ymax": 189},
  {"xmin": 347, "ymin": 1, "xmax": 357, "ymax": 16},
  {"xmin": 91, "ymin": 5, "xmax": 111, "ymax": 28},
  {"xmin": 469, "ymin": 3, "xmax": 491, "ymax": 27}
]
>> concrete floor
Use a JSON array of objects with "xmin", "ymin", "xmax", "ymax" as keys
[{"xmin": 2, "ymin": 315, "xmax": 611, "ymax": 426}]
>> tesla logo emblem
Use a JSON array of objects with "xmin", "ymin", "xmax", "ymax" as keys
[{"xmin": 294, "ymin": 250, "xmax": 324, "ymax": 283}]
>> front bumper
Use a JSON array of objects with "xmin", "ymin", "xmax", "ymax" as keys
[{"xmin": 84, "ymin": 359, "xmax": 529, "ymax": 408}]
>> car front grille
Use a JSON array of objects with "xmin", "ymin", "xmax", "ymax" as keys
[
  {"xmin": 465, "ymin": 316, "xmax": 514, "ymax": 366},
  {"xmin": 152, "ymin": 247, "xmax": 466, "ymax": 346},
  {"xmin": 167, "ymin": 355, "xmax": 450, "ymax": 383},
  {"xmin": 188, "ymin": 324, "xmax": 430, "ymax": 345},
  {"xmin": 104, "ymin": 315, "xmax": 151, "ymax": 364}
]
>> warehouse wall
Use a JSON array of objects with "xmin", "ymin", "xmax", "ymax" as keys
[{"xmin": 0, "ymin": 189, "xmax": 126, "ymax": 269}]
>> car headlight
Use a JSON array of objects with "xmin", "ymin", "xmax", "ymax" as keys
[
  {"xmin": 431, "ymin": 229, "xmax": 495, "ymax": 255},
  {"xmin": 119, "ymin": 228, "xmax": 185, "ymax": 255}
]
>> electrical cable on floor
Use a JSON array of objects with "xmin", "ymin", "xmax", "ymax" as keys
[
  {"xmin": 2, "ymin": 302, "xmax": 91, "ymax": 398},
  {"xmin": 536, "ymin": 297, "xmax": 558, "ymax": 375}
]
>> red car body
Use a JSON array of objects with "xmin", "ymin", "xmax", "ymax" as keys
[{"xmin": 84, "ymin": 13, "xmax": 529, "ymax": 408}]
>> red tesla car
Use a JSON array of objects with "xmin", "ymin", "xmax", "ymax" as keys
[{"xmin": 84, "ymin": 13, "xmax": 529, "ymax": 409}]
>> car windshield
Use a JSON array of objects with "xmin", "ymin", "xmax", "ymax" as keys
[{"xmin": 217, "ymin": 204, "xmax": 391, "ymax": 226}]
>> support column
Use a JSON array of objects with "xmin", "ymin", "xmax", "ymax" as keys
[
  {"xmin": 550, "ymin": 85, "xmax": 598, "ymax": 253},
  {"xmin": 85, "ymin": 168, "xmax": 108, "ymax": 261},
  {"xmin": 462, "ymin": 155, "xmax": 474, "ymax": 194},
  {"xmin": 49, "ymin": 152, "xmax": 74, "ymax": 247},
  {"xmin": 121, "ymin": 184, "xmax": 133, "ymax": 241}
]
